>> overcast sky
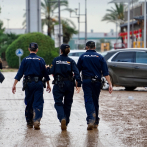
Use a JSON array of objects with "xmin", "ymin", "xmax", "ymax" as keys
[{"xmin": 0, "ymin": 0, "xmax": 119, "ymax": 33}]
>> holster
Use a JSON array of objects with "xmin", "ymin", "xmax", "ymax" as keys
[
  {"xmin": 53, "ymin": 75, "xmax": 73, "ymax": 88},
  {"xmin": 101, "ymin": 78, "xmax": 105, "ymax": 89},
  {"xmin": 22, "ymin": 78, "xmax": 28, "ymax": 91},
  {"xmin": 83, "ymin": 75, "xmax": 101, "ymax": 83}
]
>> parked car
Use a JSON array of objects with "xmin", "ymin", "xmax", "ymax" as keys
[{"xmin": 103, "ymin": 48, "xmax": 147, "ymax": 90}]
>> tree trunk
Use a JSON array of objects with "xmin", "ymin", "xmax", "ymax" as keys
[{"xmin": 47, "ymin": 25, "xmax": 51, "ymax": 37}]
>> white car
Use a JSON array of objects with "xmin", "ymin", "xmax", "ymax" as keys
[
  {"xmin": 68, "ymin": 50, "xmax": 109, "ymax": 90},
  {"xmin": 68, "ymin": 50, "xmax": 86, "ymax": 63}
]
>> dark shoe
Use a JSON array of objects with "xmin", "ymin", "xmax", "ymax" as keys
[
  {"xmin": 61, "ymin": 119, "xmax": 67, "ymax": 131},
  {"xmin": 27, "ymin": 122, "xmax": 33, "ymax": 128},
  {"xmin": 87, "ymin": 123, "xmax": 93, "ymax": 130},
  {"xmin": 34, "ymin": 122, "xmax": 40, "ymax": 130}
]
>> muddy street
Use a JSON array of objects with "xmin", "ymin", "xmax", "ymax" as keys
[{"xmin": 0, "ymin": 72, "xmax": 146, "ymax": 147}]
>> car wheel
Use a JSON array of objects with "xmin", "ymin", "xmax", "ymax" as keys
[{"xmin": 125, "ymin": 87, "xmax": 136, "ymax": 91}]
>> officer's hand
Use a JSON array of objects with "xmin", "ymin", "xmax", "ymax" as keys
[
  {"xmin": 12, "ymin": 85, "xmax": 16, "ymax": 94},
  {"xmin": 76, "ymin": 87, "xmax": 81, "ymax": 93},
  {"xmin": 45, "ymin": 65, "xmax": 49, "ymax": 68},
  {"xmin": 46, "ymin": 84, "xmax": 51, "ymax": 93},
  {"xmin": 109, "ymin": 84, "xmax": 113, "ymax": 94}
]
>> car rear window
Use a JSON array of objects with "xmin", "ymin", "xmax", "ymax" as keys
[
  {"xmin": 104, "ymin": 52, "xmax": 117, "ymax": 61},
  {"xmin": 68, "ymin": 53, "xmax": 76, "ymax": 56},
  {"xmin": 68, "ymin": 52, "xmax": 84, "ymax": 57},
  {"xmin": 136, "ymin": 52, "xmax": 147, "ymax": 64},
  {"xmin": 112, "ymin": 52, "xmax": 135, "ymax": 62}
]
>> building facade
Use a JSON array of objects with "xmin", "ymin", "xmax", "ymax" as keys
[
  {"xmin": 120, "ymin": 2, "xmax": 147, "ymax": 48},
  {"xmin": 68, "ymin": 30, "xmax": 120, "ymax": 51}
]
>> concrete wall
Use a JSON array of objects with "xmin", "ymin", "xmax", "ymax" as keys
[{"xmin": 26, "ymin": 0, "xmax": 41, "ymax": 33}]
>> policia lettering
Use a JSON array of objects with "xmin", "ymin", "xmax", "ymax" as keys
[
  {"xmin": 47, "ymin": 44, "xmax": 81, "ymax": 131},
  {"xmin": 12, "ymin": 42, "xmax": 51, "ymax": 130},
  {"xmin": 77, "ymin": 41, "xmax": 113, "ymax": 130}
]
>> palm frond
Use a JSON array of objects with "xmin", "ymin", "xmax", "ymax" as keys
[{"xmin": 102, "ymin": 2, "xmax": 124, "ymax": 24}]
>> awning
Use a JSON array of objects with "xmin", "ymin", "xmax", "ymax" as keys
[
  {"xmin": 120, "ymin": 21, "xmax": 137, "ymax": 27},
  {"xmin": 134, "ymin": 15, "xmax": 147, "ymax": 20}
]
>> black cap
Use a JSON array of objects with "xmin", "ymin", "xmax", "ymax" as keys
[
  {"xmin": 29, "ymin": 42, "xmax": 38, "ymax": 50},
  {"xmin": 86, "ymin": 41, "xmax": 95, "ymax": 47},
  {"xmin": 60, "ymin": 44, "xmax": 70, "ymax": 52}
]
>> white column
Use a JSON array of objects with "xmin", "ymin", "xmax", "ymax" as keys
[
  {"xmin": 116, "ymin": 23, "xmax": 118, "ymax": 43},
  {"xmin": 26, "ymin": 0, "xmax": 41, "ymax": 33},
  {"xmin": 127, "ymin": 0, "xmax": 130, "ymax": 48},
  {"xmin": 144, "ymin": 0, "xmax": 146, "ymax": 48}
]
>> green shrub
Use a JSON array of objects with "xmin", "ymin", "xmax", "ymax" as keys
[{"xmin": 6, "ymin": 32, "xmax": 59, "ymax": 68}]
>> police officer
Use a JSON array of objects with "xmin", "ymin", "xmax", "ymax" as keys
[
  {"xmin": 77, "ymin": 41, "xmax": 113, "ymax": 130},
  {"xmin": 46, "ymin": 44, "xmax": 81, "ymax": 131},
  {"xmin": 12, "ymin": 42, "xmax": 51, "ymax": 130}
]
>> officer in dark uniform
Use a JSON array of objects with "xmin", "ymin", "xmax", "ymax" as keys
[
  {"xmin": 12, "ymin": 42, "xmax": 51, "ymax": 130},
  {"xmin": 77, "ymin": 41, "xmax": 113, "ymax": 130},
  {"xmin": 46, "ymin": 44, "xmax": 81, "ymax": 131}
]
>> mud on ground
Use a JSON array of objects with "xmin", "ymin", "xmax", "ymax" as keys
[{"xmin": 100, "ymin": 87, "xmax": 147, "ymax": 147}]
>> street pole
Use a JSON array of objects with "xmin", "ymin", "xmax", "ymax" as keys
[
  {"xmin": 19, "ymin": 56, "xmax": 21, "ymax": 67},
  {"xmin": 58, "ymin": 0, "xmax": 61, "ymax": 54},
  {"xmin": 132, "ymin": 0, "xmax": 134, "ymax": 48},
  {"xmin": 6, "ymin": 19, "xmax": 10, "ymax": 28},
  {"xmin": 144, "ymin": 0, "xmax": 146, "ymax": 48},
  {"xmin": 78, "ymin": 3, "xmax": 80, "ymax": 48},
  {"xmin": 127, "ymin": 0, "xmax": 130, "ymax": 48},
  {"xmin": 70, "ymin": 1, "xmax": 86, "ymax": 49},
  {"xmin": 7, "ymin": 19, "xmax": 9, "ymax": 28},
  {"xmin": 116, "ymin": 23, "xmax": 118, "ymax": 43},
  {"xmin": 85, "ymin": 0, "xmax": 87, "ymax": 45}
]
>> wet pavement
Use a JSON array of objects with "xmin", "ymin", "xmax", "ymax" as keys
[{"xmin": 0, "ymin": 72, "xmax": 146, "ymax": 147}]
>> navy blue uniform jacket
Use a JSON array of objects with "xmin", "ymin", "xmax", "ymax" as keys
[
  {"xmin": 15, "ymin": 53, "xmax": 49, "ymax": 81},
  {"xmin": 47, "ymin": 54, "xmax": 81, "ymax": 87},
  {"xmin": 77, "ymin": 50, "xmax": 109, "ymax": 80}
]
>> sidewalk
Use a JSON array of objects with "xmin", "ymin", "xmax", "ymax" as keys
[{"xmin": 0, "ymin": 72, "xmax": 123, "ymax": 147}]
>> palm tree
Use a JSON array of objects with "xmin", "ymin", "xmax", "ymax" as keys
[
  {"xmin": 102, "ymin": 0, "xmax": 139, "ymax": 24},
  {"xmin": 60, "ymin": 20, "xmax": 78, "ymax": 43},
  {"xmin": 0, "ymin": 20, "xmax": 5, "ymax": 47},
  {"xmin": 41, "ymin": 0, "xmax": 76, "ymax": 37},
  {"xmin": 0, "ymin": 32, "xmax": 20, "ymax": 57},
  {"xmin": 102, "ymin": 3, "xmax": 124, "ymax": 24}
]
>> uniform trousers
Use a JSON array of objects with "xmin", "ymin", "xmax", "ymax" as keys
[
  {"xmin": 25, "ymin": 81, "xmax": 44, "ymax": 124},
  {"xmin": 53, "ymin": 81, "xmax": 74, "ymax": 125},
  {"xmin": 82, "ymin": 79, "xmax": 101, "ymax": 125}
]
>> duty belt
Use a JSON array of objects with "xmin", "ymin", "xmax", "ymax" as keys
[
  {"xmin": 22, "ymin": 76, "xmax": 46, "ymax": 91},
  {"xmin": 82, "ymin": 75, "xmax": 101, "ymax": 82},
  {"xmin": 52, "ymin": 75, "xmax": 74, "ymax": 86},
  {"xmin": 26, "ymin": 76, "xmax": 42, "ymax": 82}
]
